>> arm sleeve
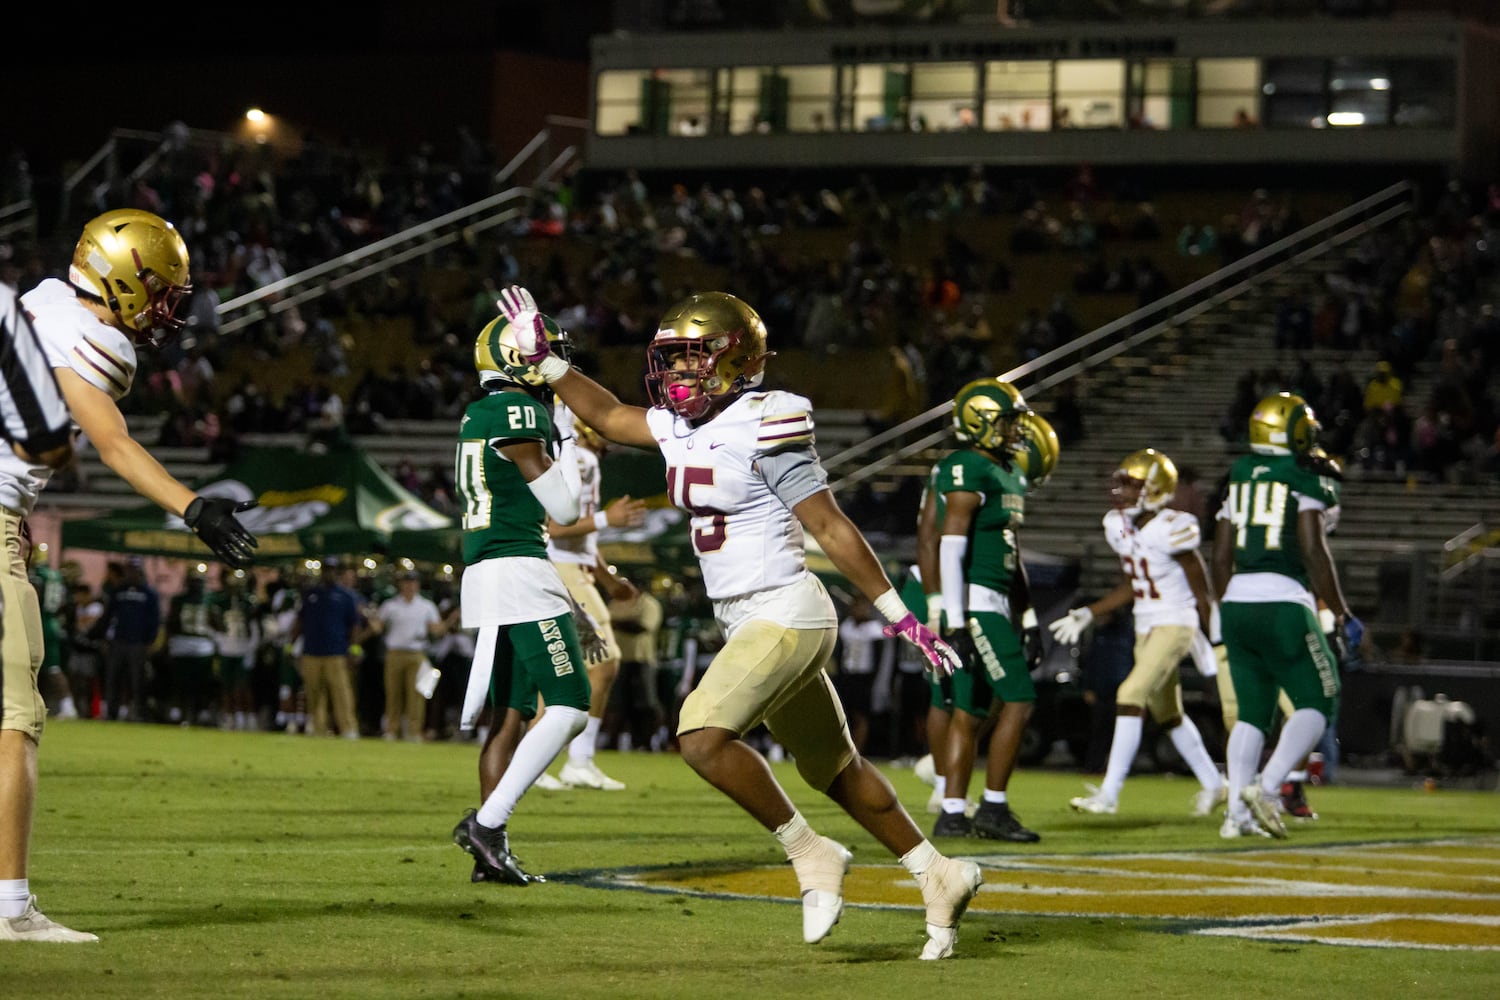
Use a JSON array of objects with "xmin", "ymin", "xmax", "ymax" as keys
[
  {"xmin": 939, "ymin": 534, "xmax": 968, "ymax": 626},
  {"xmin": 760, "ymin": 442, "xmax": 829, "ymax": 510},
  {"xmin": 526, "ymin": 440, "xmax": 583, "ymax": 525}
]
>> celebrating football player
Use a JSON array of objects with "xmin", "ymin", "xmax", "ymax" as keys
[
  {"xmin": 1212, "ymin": 393, "xmax": 1361, "ymax": 839},
  {"xmin": 917, "ymin": 378, "xmax": 1044, "ymax": 844},
  {"xmin": 449, "ymin": 310, "xmax": 600, "ymax": 885},
  {"xmin": 2, "ymin": 210, "xmax": 257, "ymax": 944},
  {"xmin": 494, "ymin": 286, "xmax": 981, "ymax": 961},
  {"xmin": 1048, "ymin": 449, "xmax": 1227, "ymax": 818}
]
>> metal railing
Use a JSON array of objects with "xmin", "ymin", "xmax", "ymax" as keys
[
  {"xmin": 216, "ymin": 124, "xmax": 584, "ymax": 335},
  {"xmin": 824, "ymin": 180, "xmax": 1416, "ymax": 494},
  {"xmin": 0, "ymin": 199, "xmax": 36, "ymax": 241}
]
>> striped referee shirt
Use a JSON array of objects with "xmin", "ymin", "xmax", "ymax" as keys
[{"xmin": 0, "ymin": 289, "xmax": 70, "ymax": 460}]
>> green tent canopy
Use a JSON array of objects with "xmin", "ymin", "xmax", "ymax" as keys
[{"xmin": 61, "ymin": 445, "xmax": 453, "ymax": 563}]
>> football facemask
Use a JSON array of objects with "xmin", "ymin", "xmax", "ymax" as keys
[{"xmin": 646, "ymin": 291, "xmax": 772, "ymax": 420}]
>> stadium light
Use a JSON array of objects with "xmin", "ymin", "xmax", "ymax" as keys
[
  {"xmin": 1327, "ymin": 112, "xmax": 1366, "ymax": 126},
  {"xmin": 245, "ymin": 108, "xmax": 266, "ymax": 123}
]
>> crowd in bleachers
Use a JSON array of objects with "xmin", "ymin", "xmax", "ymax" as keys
[{"xmin": 1220, "ymin": 182, "xmax": 1500, "ymax": 483}]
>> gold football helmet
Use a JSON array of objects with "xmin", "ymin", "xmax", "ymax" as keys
[
  {"xmin": 69, "ymin": 209, "xmax": 192, "ymax": 347},
  {"xmin": 1248, "ymin": 391, "xmax": 1319, "ymax": 456},
  {"xmin": 646, "ymin": 292, "xmax": 774, "ymax": 420},
  {"xmin": 952, "ymin": 378, "xmax": 1029, "ymax": 452},
  {"xmin": 1112, "ymin": 448, "xmax": 1178, "ymax": 512},
  {"xmin": 474, "ymin": 312, "xmax": 570, "ymax": 391},
  {"xmin": 1013, "ymin": 412, "xmax": 1060, "ymax": 488}
]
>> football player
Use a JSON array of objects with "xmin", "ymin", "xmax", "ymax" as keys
[
  {"xmin": 495, "ymin": 286, "xmax": 982, "ymax": 960},
  {"xmin": 3, "ymin": 211, "xmax": 256, "ymax": 945},
  {"xmin": 449, "ymin": 310, "xmax": 600, "ymax": 885},
  {"xmin": 917, "ymin": 378, "xmax": 1044, "ymax": 844},
  {"xmin": 534, "ymin": 412, "xmax": 647, "ymax": 791},
  {"xmin": 1048, "ymin": 449, "xmax": 1227, "ymax": 817},
  {"xmin": 912, "ymin": 410, "xmax": 1058, "ymax": 817},
  {"xmin": 1212, "ymin": 393, "xmax": 1361, "ymax": 839}
]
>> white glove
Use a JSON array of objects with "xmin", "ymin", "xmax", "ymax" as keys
[
  {"xmin": 552, "ymin": 401, "xmax": 576, "ymax": 440},
  {"xmin": 1048, "ymin": 606, "xmax": 1094, "ymax": 645},
  {"xmin": 497, "ymin": 284, "xmax": 537, "ymax": 321},
  {"xmin": 1189, "ymin": 631, "xmax": 1219, "ymax": 677},
  {"xmin": 496, "ymin": 285, "xmax": 550, "ymax": 363}
]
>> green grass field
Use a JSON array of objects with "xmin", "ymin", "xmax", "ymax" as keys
[{"xmin": 8, "ymin": 723, "xmax": 1499, "ymax": 999}]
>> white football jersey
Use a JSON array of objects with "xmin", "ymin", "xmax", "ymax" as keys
[
  {"xmin": 1102, "ymin": 506, "xmax": 1202, "ymax": 632},
  {"xmin": 0, "ymin": 279, "xmax": 138, "ymax": 513},
  {"xmin": 546, "ymin": 444, "xmax": 600, "ymax": 566},
  {"xmin": 646, "ymin": 390, "xmax": 835, "ymax": 629}
]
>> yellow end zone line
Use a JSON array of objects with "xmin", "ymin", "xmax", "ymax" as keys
[{"xmin": 611, "ymin": 837, "xmax": 1500, "ymax": 951}]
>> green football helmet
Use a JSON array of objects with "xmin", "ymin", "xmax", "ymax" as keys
[
  {"xmin": 474, "ymin": 312, "xmax": 570, "ymax": 391},
  {"xmin": 1013, "ymin": 412, "xmax": 1060, "ymax": 488},
  {"xmin": 1248, "ymin": 392, "xmax": 1319, "ymax": 456},
  {"xmin": 952, "ymin": 378, "xmax": 1029, "ymax": 452}
]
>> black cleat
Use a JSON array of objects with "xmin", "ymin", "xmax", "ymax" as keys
[
  {"xmin": 932, "ymin": 810, "xmax": 973, "ymax": 838},
  {"xmin": 973, "ymin": 802, "xmax": 1041, "ymax": 843},
  {"xmin": 452, "ymin": 809, "xmax": 542, "ymax": 885}
]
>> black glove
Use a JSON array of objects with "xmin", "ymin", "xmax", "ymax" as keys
[
  {"xmin": 1021, "ymin": 624, "xmax": 1045, "ymax": 672},
  {"xmin": 184, "ymin": 497, "xmax": 259, "ymax": 568},
  {"xmin": 941, "ymin": 624, "xmax": 981, "ymax": 673}
]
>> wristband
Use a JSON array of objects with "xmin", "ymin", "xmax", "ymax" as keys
[
  {"xmin": 925, "ymin": 593, "xmax": 943, "ymax": 627},
  {"xmin": 872, "ymin": 588, "xmax": 909, "ymax": 625},
  {"xmin": 1021, "ymin": 607, "xmax": 1038, "ymax": 629},
  {"xmin": 1318, "ymin": 608, "xmax": 1337, "ymax": 633},
  {"xmin": 536, "ymin": 355, "xmax": 571, "ymax": 384},
  {"xmin": 593, "ymin": 510, "xmax": 610, "ymax": 532}
]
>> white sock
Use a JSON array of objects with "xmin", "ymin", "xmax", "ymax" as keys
[
  {"xmin": 1286, "ymin": 768, "xmax": 1309, "ymax": 783},
  {"xmin": 569, "ymin": 716, "xmax": 603, "ymax": 764},
  {"xmin": 941, "ymin": 797, "xmax": 967, "ymax": 815},
  {"xmin": 1227, "ymin": 721, "xmax": 1265, "ymax": 820},
  {"xmin": 1170, "ymin": 716, "xmax": 1224, "ymax": 792},
  {"xmin": 477, "ymin": 706, "xmax": 588, "ymax": 828},
  {"xmin": 58, "ymin": 697, "xmax": 76, "ymax": 715},
  {"xmin": 900, "ymin": 839, "xmax": 941, "ymax": 877},
  {"xmin": 982, "ymin": 789, "xmax": 1007, "ymax": 804},
  {"xmin": 1261, "ymin": 710, "xmax": 1326, "ymax": 795},
  {"xmin": 0, "ymin": 878, "xmax": 28, "ymax": 918},
  {"xmin": 774, "ymin": 810, "xmax": 820, "ymax": 860},
  {"xmin": 1101, "ymin": 715, "xmax": 1143, "ymax": 801},
  {"xmin": 932, "ymin": 776, "xmax": 946, "ymax": 798}
]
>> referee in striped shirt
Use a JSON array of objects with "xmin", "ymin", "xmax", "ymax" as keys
[{"xmin": 0, "ymin": 288, "xmax": 82, "ymax": 943}]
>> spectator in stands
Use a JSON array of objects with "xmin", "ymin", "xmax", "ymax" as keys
[{"xmin": 1363, "ymin": 361, "xmax": 1404, "ymax": 412}]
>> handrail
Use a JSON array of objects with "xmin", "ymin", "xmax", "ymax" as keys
[
  {"xmin": 825, "ymin": 180, "xmax": 1415, "ymax": 494},
  {"xmin": 495, "ymin": 130, "xmax": 552, "ymax": 187},
  {"xmin": 215, "ymin": 185, "xmax": 533, "ymax": 328},
  {"xmin": 0, "ymin": 199, "xmax": 35, "ymax": 240},
  {"xmin": 1441, "ymin": 521, "xmax": 1499, "ymax": 581}
]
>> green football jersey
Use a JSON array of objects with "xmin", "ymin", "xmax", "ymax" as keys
[
  {"xmin": 1221, "ymin": 453, "xmax": 1341, "ymax": 587},
  {"xmin": 930, "ymin": 448, "xmax": 1027, "ymax": 594},
  {"xmin": 456, "ymin": 390, "xmax": 554, "ymax": 564}
]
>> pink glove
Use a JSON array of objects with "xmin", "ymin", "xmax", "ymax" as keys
[
  {"xmin": 883, "ymin": 612, "xmax": 962, "ymax": 677},
  {"xmin": 496, "ymin": 285, "xmax": 550, "ymax": 364}
]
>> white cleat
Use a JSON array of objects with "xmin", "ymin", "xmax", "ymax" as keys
[
  {"xmin": 0, "ymin": 897, "xmax": 98, "ymax": 943},
  {"xmin": 533, "ymin": 772, "xmax": 568, "ymax": 791},
  {"xmin": 559, "ymin": 760, "xmax": 625, "ymax": 791},
  {"xmin": 1241, "ymin": 785, "xmax": 1287, "ymax": 838},
  {"xmin": 792, "ymin": 836, "xmax": 852, "ymax": 943},
  {"xmin": 1219, "ymin": 815, "xmax": 1271, "ymax": 839},
  {"xmin": 916, "ymin": 856, "xmax": 983, "ymax": 960},
  {"xmin": 1069, "ymin": 784, "xmax": 1118, "ymax": 815},
  {"xmin": 1192, "ymin": 782, "xmax": 1229, "ymax": 818}
]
